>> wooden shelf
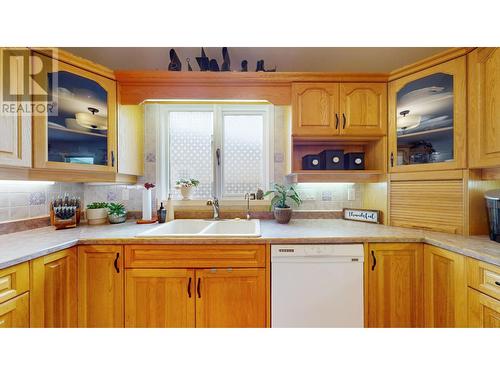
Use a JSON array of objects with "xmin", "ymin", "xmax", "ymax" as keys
[{"xmin": 288, "ymin": 170, "xmax": 385, "ymax": 183}]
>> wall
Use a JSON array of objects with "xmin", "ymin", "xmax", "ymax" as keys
[
  {"xmin": 0, "ymin": 182, "xmax": 84, "ymax": 223},
  {"xmin": 82, "ymin": 104, "xmax": 364, "ymax": 214}
]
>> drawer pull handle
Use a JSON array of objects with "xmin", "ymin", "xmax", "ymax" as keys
[
  {"xmin": 371, "ymin": 250, "xmax": 377, "ymax": 271},
  {"xmin": 187, "ymin": 277, "xmax": 192, "ymax": 298},
  {"xmin": 342, "ymin": 113, "xmax": 346, "ymax": 129},
  {"xmin": 335, "ymin": 113, "xmax": 339, "ymax": 129},
  {"xmin": 197, "ymin": 278, "xmax": 201, "ymax": 298},
  {"xmin": 114, "ymin": 253, "xmax": 120, "ymax": 273},
  {"xmin": 495, "ymin": 281, "xmax": 500, "ymax": 286}
]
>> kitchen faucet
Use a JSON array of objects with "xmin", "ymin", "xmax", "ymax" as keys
[{"xmin": 206, "ymin": 197, "xmax": 221, "ymax": 220}]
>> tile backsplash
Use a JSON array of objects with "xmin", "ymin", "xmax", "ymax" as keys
[{"xmin": 0, "ymin": 182, "xmax": 84, "ymax": 223}]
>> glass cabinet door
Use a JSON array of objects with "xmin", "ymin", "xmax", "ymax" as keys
[
  {"xmin": 33, "ymin": 52, "xmax": 116, "ymax": 172},
  {"xmin": 388, "ymin": 57, "xmax": 466, "ymax": 172},
  {"xmin": 47, "ymin": 71, "xmax": 109, "ymax": 166}
]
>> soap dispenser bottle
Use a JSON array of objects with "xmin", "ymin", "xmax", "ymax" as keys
[
  {"xmin": 157, "ymin": 202, "xmax": 167, "ymax": 223},
  {"xmin": 166, "ymin": 194, "xmax": 175, "ymax": 222}
]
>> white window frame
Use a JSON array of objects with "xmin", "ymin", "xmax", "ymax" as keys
[{"xmin": 158, "ymin": 103, "xmax": 274, "ymax": 201}]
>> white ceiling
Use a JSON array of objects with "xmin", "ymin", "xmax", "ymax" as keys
[{"xmin": 63, "ymin": 47, "xmax": 448, "ymax": 73}]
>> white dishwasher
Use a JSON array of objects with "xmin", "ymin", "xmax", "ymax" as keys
[{"xmin": 271, "ymin": 244, "xmax": 364, "ymax": 328}]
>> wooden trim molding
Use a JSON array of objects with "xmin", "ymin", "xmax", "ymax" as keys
[
  {"xmin": 115, "ymin": 71, "xmax": 389, "ymax": 105},
  {"xmin": 388, "ymin": 47, "xmax": 474, "ymax": 81},
  {"xmin": 30, "ymin": 48, "xmax": 115, "ymax": 80}
]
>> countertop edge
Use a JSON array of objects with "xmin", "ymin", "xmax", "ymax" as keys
[{"xmin": 1, "ymin": 232, "xmax": 499, "ymax": 269}]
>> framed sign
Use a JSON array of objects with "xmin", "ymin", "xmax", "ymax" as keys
[{"xmin": 343, "ymin": 208, "xmax": 381, "ymax": 224}]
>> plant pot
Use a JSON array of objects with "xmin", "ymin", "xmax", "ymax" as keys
[
  {"xmin": 178, "ymin": 186, "xmax": 193, "ymax": 200},
  {"xmin": 86, "ymin": 208, "xmax": 108, "ymax": 225},
  {"xmin": 273, "ymin": 207, "xmax": 293, "ymax": 224},
  {"xmin": 108, "ymin": 213, "xmax": 127, "ymax": 224}
]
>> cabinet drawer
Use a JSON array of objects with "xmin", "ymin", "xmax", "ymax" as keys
[
  {"xmin": 467, "ymin": 258, "xmax": 500, "ymax": 300},
  {"xmin": 468, "ymin": 288, "xmax": 500, "ymax": 328},
  {"xmin": 0, "ymin": 262, "xmax": 29, "ymax": 304},
  {"xmin": 0, "ymin": 292, "xmax": 29, "ymax": 328},
  {"xmin": 125, "ymin": 244, "xmax": 266, "ymax": 269}
]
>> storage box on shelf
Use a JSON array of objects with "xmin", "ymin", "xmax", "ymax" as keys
[{"xmin": 289, "ymin": 136, "xmax": 386, "ymax": 183}]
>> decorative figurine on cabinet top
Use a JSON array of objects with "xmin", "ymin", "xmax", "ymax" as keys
[
  {"xmin": 168, "ymin": 49, "xmax": 182, "ymax": 71},
  {"xmin": 196, "ymin": 47, "xmax": 210, "ymax": 71},
  {"xmin": 221, "ymin": 47, "xmax": 231, "ymax": 71}
]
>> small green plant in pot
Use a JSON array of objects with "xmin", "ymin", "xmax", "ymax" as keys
[
  {"xmin": 264, "ymin": 184, "xmax": 302, "ymax": 224},
  {"xmin": 175, "ymin": 178, "xmax": 200, "ymax": 200},
  {"xmin": 108, "ymin": 203, "xmax": 127, "ymax": 224},
  {"xmin": 86, "ymin": 202, "xmax": 109, "ymax": 225}
]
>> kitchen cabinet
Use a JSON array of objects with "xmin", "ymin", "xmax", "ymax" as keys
[
  {"xmin": 292, "ymin": 82, "xmax": 387, "ymax": 137},
  {"xmin": 32, "ymin": 51, "xmax": 117, "ymax": 173},
  {"xmin": 367, "ymin": 243, "xmax": 424, "ymax": 327},
  {"xmin": 423, "ymin": 245, "xmax": 467, "ymax": 327},
  {"xmin": 0, "ymin": 48, "xmax": 31, "ymax": 167},
  {"xmin": 125, "ymin": 269, "xmax": 195, "ymax": 328},
  {"xmin": 0, "ymin": 292, "xmax": 29, "ymax": 328},
  {"xmin": 388, "ymin": 57, "xmax": 466, "ymax": 172},
  {"xmin": 339, "ymin": 83, "xmax": 387, "ymax": 136},
  {"xmin": 292, "ymin": 83, "xmax": 339, "ymax": 137},
  {"xmin": 0, "ymin": 262, "xmax": 29, "ymax": 304},
  {"xmin": 195, "ymin": 268, "xmax": 266, "ymax": 328},
  {"xmin": 78, "ymin": 245, "xmax": 124, "ymax": 328},
  {"xmin": 468, "ymin": 47, "xmax": 500, "ymax": 169},
  {"xmin": 30, "ymin": 248, "xmax": 77, "ymax": 328},
  {"xmin": 468, "ymin": 288, "xmax": 500, "ymax": 328}
]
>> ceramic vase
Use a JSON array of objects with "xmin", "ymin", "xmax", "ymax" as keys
[{"xmin": 273, "ymin": 207, "xmax": 293, "ymax": 224}]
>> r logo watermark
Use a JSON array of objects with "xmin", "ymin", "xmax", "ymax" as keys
[{"xmin": 1, "ymin": 48, "xmax": 58, "ymax": 116}]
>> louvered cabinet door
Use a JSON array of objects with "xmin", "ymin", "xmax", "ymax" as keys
[{"xmin": 389, "ymin": 179, "xmax": 465, "ymax": 234}]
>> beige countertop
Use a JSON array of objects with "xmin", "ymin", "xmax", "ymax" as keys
[{"xmin": 0, "ymin": 219, "xmax": 499, "ymax": 269}]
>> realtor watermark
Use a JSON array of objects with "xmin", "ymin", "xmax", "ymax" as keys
[{"xmin": 1, "ymin": 48, "xmax": 58, "ymax": 116}]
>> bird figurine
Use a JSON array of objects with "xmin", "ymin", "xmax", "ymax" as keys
[
  {"xmin": 209, "ymin": 59, "xmax": 220, "ymax": 72},
  {"xmin": 168, "ymin": 49, "xmax": 182, "ymax": 71},
  {"xmin": 221, "ymin": 47, "xmax": 231, "ymax": 71},
  {"xmin": 240, "ymin": 60, "xmax": 248, "ymax": 72},
  {"xmin": 256, "ymin": 60, "xmax": 265, "ymax": 72},
  {"xmin": 196, "ymin": 48, "xmax": 210, "ymax": 71}
]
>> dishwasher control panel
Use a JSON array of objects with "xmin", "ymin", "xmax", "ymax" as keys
[{"xmin": 271, "ymin": 244, "xmax": 364, "ymax": 259}]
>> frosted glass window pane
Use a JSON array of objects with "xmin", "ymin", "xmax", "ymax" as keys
[
  {"xmin": 223, "ymin": 115, "xmax": 264, "ymax": 196},
  {"xmin": 169, "ymin": 112, "xmax": 213, "ymax": 199}
]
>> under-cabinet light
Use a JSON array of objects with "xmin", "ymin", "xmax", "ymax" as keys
[{"xmin": 0, "ymin": 180, "xmax": 55, "ymax": 185}]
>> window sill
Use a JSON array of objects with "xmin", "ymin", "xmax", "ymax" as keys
[{"xmin": 170, "ymin": 199, "xmax": 271, "ymax": 212}]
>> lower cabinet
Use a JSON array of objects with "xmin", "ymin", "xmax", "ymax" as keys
[
  {"xmin": 125, "ymin": 269, "xmax": 195, "ymax": 328},
  {"xmin": 195, "ymin": 268, "xmax": 266, "ymax": 328},
  {"xmin": 0, "ymin": 292, "xmax": 29, "ymax": 328},
  {"xmin": 367, "ymin": 243, "xmax": 424, "ymax": 327},
  {"xmin": 125, "ymin": 267, "xmax": 266, "ymax": 328},
  {"xmin": 30, "ymin": 248, "xmax": 78, "ymax": 328},
  {"xmin": 423, "ymin": 245, "xmax": 467, "ymax": 328},
  {"xmin": 78, "ymin": 245, "xmax": 124, "ymax": 328},
  {"xmin": 468, "ymin": 288, "xmax": 500, "ymax": 328}
]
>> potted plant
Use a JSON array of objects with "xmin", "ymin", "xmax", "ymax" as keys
[
  {"xmin": 86, "ymin": 202, "xmax": 109, "ymax": 225},
  {"xmin": 264, "ymin": 184, "xmax": 302, "ymax": 224},
  {"xmin": 175, "ymin": 178, "xmax": 200, "ymax": 200},
  {"xmin": 108, "ymin": 203, "xmax": 127, "ymax": 224}
]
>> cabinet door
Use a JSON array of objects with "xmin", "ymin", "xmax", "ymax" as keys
[
  {"xmin": 388, "ymin": 57, "xmax": 466, "ymax": 172},
  {"xmin": 367, "ymin": 243, "xmax": 424, "ymax": 327},
  {"xmin": 125, "ymin": 269, "xmax": 195, "ymax": 328},
  {"xmin": 195, "ymin": 268, "xmax": 266, "ymax": 328},
  {"xmin": 0, "ymin": 48, "xmax": 31, "ymax": 167},
  {"xmin": 468, "ymin": 288, "xmax": 500, "ymax": 328},
  {"xmin": 468, "ymin": 48, "xmax": 500, "ymax": 168},
  {"xmin": 30, "ymin": 249, "xmax": 78, "ymax": 328},
  {"xmin": 0, "ymin": 292, "xmax": 29, "ymax": 328},
  {"xmin": 423, "ymin": 245, "xmax": 467, "ymax": 327},
  {"xmin": 118, "ymin": 105, "xmax": 144, "ymax": 176},
  {"xmin": 78, "ymin": 245, "xmax": 123, "ymax": 327},
  {"xmin": 339, "ymin": 83, "xmax": 387, "ymax": 136},
  {"xmin": 292, "ymin": 83, "xmax": 339, "ymax": 137},
  {"xmin": 32, "ymin": 51, "xmax": 117, "ymax": 173}
]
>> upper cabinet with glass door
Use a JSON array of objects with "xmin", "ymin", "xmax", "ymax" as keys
[
  {"xmin": 32, "ymin": 51, "xmax": 117, "ymax": 172},
  {"xmin": 388, "ymin": 57, "xmax": 466, "ymax": 172}
]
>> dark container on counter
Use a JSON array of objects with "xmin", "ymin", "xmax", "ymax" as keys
[
  {"xmin": 319, "ymin": 150, "xmax": 344, "ymax": 170},
  {"xmin": 344, "ymin": 152, "xmax": 365, "ymax": 170},
  {"xmin": 485, "ymin": 189, "xmax": 500, "ymax": 243},
  {"xmin": 157, "ymin": 202, "xmax": 167, "ymax": 223},
  {"xmin": 302, "ymin": 154, "xmax": 322, "ymax": 170}
]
